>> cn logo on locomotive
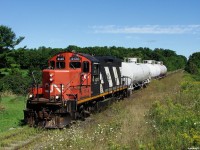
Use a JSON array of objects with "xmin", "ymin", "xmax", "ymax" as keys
[{"xmin": 45, "ymin": 83, "xmax": 64, "ymax": 93}]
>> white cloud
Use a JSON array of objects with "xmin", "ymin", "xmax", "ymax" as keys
[{"xmin": 91, "ymin": 25, "xmax": 200, "ymax": 34}]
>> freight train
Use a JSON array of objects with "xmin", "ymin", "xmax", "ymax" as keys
[{"xmin": 24, "ymin": 51, "xmax": 167, "ymax": 128}]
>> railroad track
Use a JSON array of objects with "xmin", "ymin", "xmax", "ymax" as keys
[{"xmin": 0, "ymin": 127, "xmax": 46, "ymax": 150}]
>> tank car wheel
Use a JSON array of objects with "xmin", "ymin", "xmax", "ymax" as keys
[{"xmin": 143, "ymin": 83, "xmax": 147, "ymax": 88}]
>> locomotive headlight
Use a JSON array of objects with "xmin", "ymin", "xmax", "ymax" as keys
[
  {"xmin": 29, "ymin": 94, "xmax": 33, "ymax": 99},
  {"xmin": 50, "ymin": 78, "xmax": 53, "ymax": 81},
  {"xmin": 55, "ymin": 95, "xmax": 59, "ymax": 100},
  {"xmin": 49, "ymin": 73, "xmax": 54, "ymax": 77}
]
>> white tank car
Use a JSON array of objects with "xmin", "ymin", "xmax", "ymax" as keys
[
  {"xmin": 156, "ymin": 61, "xmax": 167, "ymax": 76},
  {"xmin": 143, "ymin": 60, "xmax": 161, "ymax": 78},
  {"xmin": 121, "ymin": 58, "xmax": 151, "ymax": 89}
]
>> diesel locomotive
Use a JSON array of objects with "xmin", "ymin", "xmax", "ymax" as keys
[{"xmin": 24, "ymin": 52, "xmax": 129, "ymax": 128}]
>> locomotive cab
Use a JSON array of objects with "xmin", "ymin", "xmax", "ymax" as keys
[{"xmin": 29, "ymin": 52, "xmax": 94, "ymax": 102}]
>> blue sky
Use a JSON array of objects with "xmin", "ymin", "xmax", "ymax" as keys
[{"xmin": 1, "ymin": 0, "xmax": 200, "ymax": 58}]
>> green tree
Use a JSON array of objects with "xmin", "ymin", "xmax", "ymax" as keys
[
  {"xmin": 185, "ymin": 52, "xmax": 200, "ymax": 75},
  {"xmin": 0, "ymin": 25, "xmax": 24, "ymax": 53}
]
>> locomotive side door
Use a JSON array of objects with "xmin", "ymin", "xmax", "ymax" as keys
[
  {"xmin": 91, "ymin": 63, "xmax": 100, "ymax": 96},
  {"xmin": 78, "ymin": 61, "xmax": 91, "ymax": 99}
]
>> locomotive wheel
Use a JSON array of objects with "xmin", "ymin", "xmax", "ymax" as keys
[
  {"xmin": 78, "ymin": 105, "xmax": 91, "ymax": 121},
  {"xmin": 143, "ymin": 83, "xmax": 147, "ymax": 88}
]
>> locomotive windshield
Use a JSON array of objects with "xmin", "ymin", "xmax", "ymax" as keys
[
  {"xmin": 49, "ymin": 60, "xmax": 65, "ymax": 69},
  {"xmin": 56, "ymin": 62, "xmax": 65, "ymax": 69},
  {"xmin": 49, "ymin": 61, "xmax": 55, "ymax": 69},
  {"xmin": 70, "ymin": 62, "xmax": 81, "ymax": 69},
  {"xmin": 83, "ymin": 61, "xmax": 89, "ymax": 72}
]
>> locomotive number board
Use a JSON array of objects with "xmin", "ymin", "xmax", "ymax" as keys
[{"xmin": 70, "ymin": 56, "xmax": 80, "ymax": 61}]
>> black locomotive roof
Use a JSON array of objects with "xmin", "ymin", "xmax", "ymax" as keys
[
  {"xmin": 94, "ymin": 56, "xmax": 122, "ymax": 63},
  {"xmin": 79, "ymin": 53, "xmax": 122, "ymax": 66},
  {"xmin": 79, "ymin": 53, "xmax": 99, "ymax": 63}
]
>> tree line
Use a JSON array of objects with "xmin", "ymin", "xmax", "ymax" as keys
[
  {"xmin": 185, "ymin": 52, "xmax": 200, "ymax": 80},
  {"xmin": 0, "ymin": 25, "xmax": 199, "ymax": 95},
  {"xmin": 0, "ymin": 45, "xmax": 188, "ymax": 70}
]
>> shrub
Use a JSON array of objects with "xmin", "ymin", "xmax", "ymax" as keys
[
  {"xmin": 0, "ymin": 74, "xmax": 31, "ymax": 95},
  {"xmin": 146, "ymin": 74, "xmax": 200, "ymax": 149}
]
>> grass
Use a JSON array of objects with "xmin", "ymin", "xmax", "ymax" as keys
[
  {"xmin": 0, "ymin": 95, "xmax": 25, "ymax": 133},
  {"xmin": 143, "ymin": 72, "xmax": 200, "ymax": 149},
  {"xmin": 0, "ymin": 71, "xmax": 199, "ymax": 150},
  {"xmin": 22, "ymin": 71, "xmax": 186, "ymax": 150}
]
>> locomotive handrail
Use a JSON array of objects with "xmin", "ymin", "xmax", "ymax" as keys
[
  {"xmin": 66, "ymin": 88, "xmax": 77, "ymax": 100},
  {"xmin": 49, "ymin": 82, "xmax": 50, "ymax": 101},
  {"xmin": 37, "ymin": 84, "xmax": 39, "ymax": 101},
  {"xmin": 60, "ymin": 84, "xmax": 63, "ymax": 101},
  {"xmin": 32, "ymin": 71, "xmax": 37, "ymax": 85},
  {"xmin": 62, "ymin": 72, "xmax": 82, "ymax": 94}
]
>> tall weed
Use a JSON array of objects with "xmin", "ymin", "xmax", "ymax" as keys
[{"xmin": 146, "ymin": 73, "xmax": 200, "ymax": 149}]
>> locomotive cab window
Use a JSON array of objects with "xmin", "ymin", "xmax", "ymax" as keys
[
  {"xmin": 49, "ymin": 61, "xmax": 55, "ymax": 69},
  {"xmin": 93, "ymin": 64, "xmax": 99, "ymax": 75},
  {"xmin": 56, "ymin": 62, "xmax": 65, "ymax": 69},
  {"xmin": 83, "ymin": 61, "xmax": 89, "ymax": 72},
  {"xmin": 92, "ymin": 63, "xmax": 100, "ymax": 84},
  {"xmin": 70, "ymin": 62, "xmax": 81, "ymax": 69}
]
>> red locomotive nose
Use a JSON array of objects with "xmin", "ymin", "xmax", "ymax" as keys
[{"xmin": 42, "ymin": 69, "xmax": 71, "ymax": 100}]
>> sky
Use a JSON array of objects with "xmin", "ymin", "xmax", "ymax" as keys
[{"xmin": 0, "ymin": 0, "xmax": 200, "ymax": 58}]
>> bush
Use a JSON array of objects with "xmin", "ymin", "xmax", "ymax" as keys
[
  {"xmin": 146, "ymin": 74, "xmax": 200, "ymax": 149},
  {"xmin": 185, "ymin": 52, "xmax": 200, "ymax": 75},
  {"xmin": 0, "ymin": 74, "xmax": 31, "ymax": 95}
]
